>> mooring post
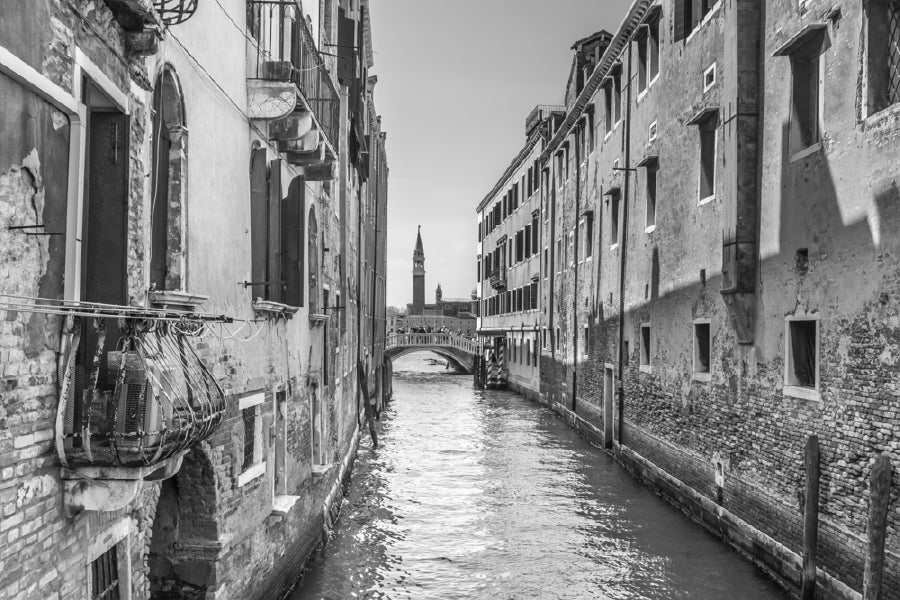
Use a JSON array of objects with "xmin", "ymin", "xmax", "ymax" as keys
[
  {"xmin": 863, "ymin": 454, "xmax": 892, "ymax": 600},
  {"xmin": 801, "ymin": 434, "xmax": 819, "ymax": 600}
]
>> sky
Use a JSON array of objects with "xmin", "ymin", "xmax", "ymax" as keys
[{"xmin": 368, "ymin": 0, "xmax": 632, "ymax": 309}]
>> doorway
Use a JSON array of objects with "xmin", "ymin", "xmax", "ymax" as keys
[{"xmin": 604, "ymin": 366, "xmax": 614, "ymax": 448}]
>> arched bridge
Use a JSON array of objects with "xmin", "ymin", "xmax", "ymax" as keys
[{"xmin": 385, "ymin": 333, "xmax": 478, "ymax": 374}]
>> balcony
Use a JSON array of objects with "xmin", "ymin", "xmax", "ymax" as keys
[
  {"xmin": 489, "ymin": 267, "xmax": 508, "ymax": 291},
  {"xmin": 57, "ymin": 311, "xmax": 226, "ymax": 511},
  {"xmin": 247, "ymin": 0, "xmax": 340, "ymax": 173}
]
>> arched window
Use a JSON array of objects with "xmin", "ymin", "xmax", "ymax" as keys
[
  {"xmin": 308, "ymin": 206, "xmax": 319, "ymax": 313},
  {"xmin": 150, "ymin": 67, "xmax": 187, "ymax": 292}
]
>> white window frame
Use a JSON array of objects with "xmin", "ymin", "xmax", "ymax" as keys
[
  {"xmin": 703, "ymin": 62, "xmax": 717, "ymax": 93},
  {"xmin": 692, "ymin": 318, "xmax": 712, "ymax": 381},
  {"xmin": 697, "ymin": 115, "xmax": 717, "ymax": 206},
  {"xmin": 783, "ymin": 314, "xmax": 821, "ymax": 401},
  {"xmin": 648, "ymin": 120, "xmax": 658, "ymax": 142},
  {"xmin": 639, "ymin": 322, "xmax": 652, "ymax": 373},
  {"xmin": 237, "ymin": 391, "xmax": 267, "ymax": 486}
]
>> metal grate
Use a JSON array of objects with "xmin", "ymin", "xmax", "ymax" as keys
[
  {"xmin": 889, "ymin": 0, "xmax": 900, "ymax": 105},
  {"xmin": 242, "ymin": 407, "xmax": 255, "ymax": 471},
  {"xmin": 59, "ymin": 315, "xmax": 226, "ymax": 468},
  {"xmin": 154, "ymin": 0, "xmax": 199, "ymax": 25},
  {"xmin": 91, "ymin": 545, "xmax": 120, "ymax": 600}
]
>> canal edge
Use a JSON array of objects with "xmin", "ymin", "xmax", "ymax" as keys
[{"xmin": 508, "ymin": 381, "xmax": 860, "ymax": 600}]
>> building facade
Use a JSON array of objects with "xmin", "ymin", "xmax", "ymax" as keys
[
  {"xmin": 476, "ymin": 1, "xmax": 900, "ymax": 598},
  {"xmin": 476, "ymin": 106, "xmax": 564, "ymax": 394},
  {"xmin": 0, "ymin": 0, "xmax": 387, "ymax": 598}
]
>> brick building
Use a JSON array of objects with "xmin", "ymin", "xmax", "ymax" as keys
[
  {"xmin": 0, "ymin": 0, "xmax": 387, "ymax": 598},
  {"xmin": 476, "ymin": 0, "xmax": 900, "ymax": 597}
]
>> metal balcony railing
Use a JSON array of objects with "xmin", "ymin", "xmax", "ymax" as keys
[
  {"xmin": 247, "ymin": 0, "xmax": 340, "ymax": 149},
  {"xmin": 489, "ymin": 267, "xmax": 507, "ymax": 290},
  {"xmin": 58, "ymin": 314, "xmax": 226, "ymax": 469}
]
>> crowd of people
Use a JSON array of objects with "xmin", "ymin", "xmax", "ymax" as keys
[{"xmin": 390, "ymin": 326, "xmax": 478, "ymax": 340}]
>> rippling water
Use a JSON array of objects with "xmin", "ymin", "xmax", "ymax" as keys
[{"xmin": 290, "ymin": 353, "xmax": 788, "ymax": 600}]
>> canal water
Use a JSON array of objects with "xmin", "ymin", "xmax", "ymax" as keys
[{"xmin": 290, "ymin": 353, "xmax": 789, "ymax": 600}]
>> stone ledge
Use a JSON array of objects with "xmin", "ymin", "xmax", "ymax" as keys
[
  {"xmin": 149, "ymin": 290, "xmax": 209, "ymax": 312},
  {"xmin": 253, "ymin": 300, "xmax": 300, "ymax": 319},
  {"xmin": 271, "ymin": 494, "xmax": 301, "ymax": 515}
]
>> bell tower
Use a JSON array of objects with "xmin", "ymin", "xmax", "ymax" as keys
[{"xmin": 412, "ymin": 226, "xmax": 425, "ymax": 315}]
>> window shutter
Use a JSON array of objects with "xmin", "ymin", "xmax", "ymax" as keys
[
  {"xmin": 249, "ymin": 149, "xmax": 268, "ymax": 300},
  {"xmin": 282, "ymin": 175, "xmax": 304, "ymax": 307},
  {"xmin": 673, "ymin": 0, "xmax": 686, "ymax": 42},
  {"xmin": 267, "ymin": 160, "xmax": 283, "ymax": 303},
  {"xmin": 337, "ymin": 8, "xmax": 356, "ymax": 86}
]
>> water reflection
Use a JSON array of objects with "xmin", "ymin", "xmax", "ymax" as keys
[{"xmin": 290, "ymin": 352, "xmax": 788, "ymax": 600}]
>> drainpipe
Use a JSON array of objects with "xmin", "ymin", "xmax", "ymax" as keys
[
  {"xmin": 572, "ymin": 123, "xmax": 582, "ymax": 414},
  {"xmin": 616, "ymin": 41, "xmax": 634, "ymax": 446}
]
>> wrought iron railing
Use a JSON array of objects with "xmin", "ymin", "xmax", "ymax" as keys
[
  {"xmin": 154, "ymin": 0, "xmax": 199, "ymax": 24},
  {"xmin": 386, "ymin": 333, "xmax": 478, "ymax": 356},
  {"xmin": 489, "ymin": 267, "xmax": 507, "ymax": 290},
  {"xmin": 247, "ymin": 0, "xmax": 340, "ymax": 148},
  {"xmin": 58, "ymin": 314, "xmax": 225, "ymax": 469}
]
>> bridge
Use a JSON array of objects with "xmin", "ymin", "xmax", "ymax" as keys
[{"xmin": 385, "ymin": 333, "xmax": 479, "ymax": 374}]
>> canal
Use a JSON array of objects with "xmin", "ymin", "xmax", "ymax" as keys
[{"xmin": 290, "ymin": 353, "xmax": 789, "ymax": 600}]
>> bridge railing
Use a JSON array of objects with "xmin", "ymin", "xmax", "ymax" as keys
[{"xmin": 386, "ymin": 333, "xmax": 477, "ymax": 355}]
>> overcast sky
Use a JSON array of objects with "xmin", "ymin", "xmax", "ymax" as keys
[{"xmin": 368, "ymin": 0, "xmax": 632, "ymax": 309}]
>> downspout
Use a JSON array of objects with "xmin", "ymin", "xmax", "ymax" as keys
[
  {"xmin": 616, "ymin": 41, "xmax": 634, "ymax": 446},
  {"xmin": 572, "ymin": 123, "xmax": 582, "ymax": 413}
]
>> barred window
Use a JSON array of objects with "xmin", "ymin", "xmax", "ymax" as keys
[
  {"xmin": 91, "ymin": 546, "xmax": 120, "ymax": 600},
  {"xmin": 242, "ymin": 406, "xmax": 255, "ymax": 471},
  {"xmin": 867, "ymin": 0, "xmax": 900, "ymax": 114}
]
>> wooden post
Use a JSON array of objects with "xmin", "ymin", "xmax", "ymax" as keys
[
  {"xmin": 801, "ymin": 434, "xmax": 819, "ymax": 600},
  {"xmin": 863, "ymin": 455, "xmax": 893, "ymax": 600}
]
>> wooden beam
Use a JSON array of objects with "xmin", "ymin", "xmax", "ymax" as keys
[
  {"xmin": 801, "ymin": 434, "xmax": 819, "ymax": 600},
  {"xmin": 863, "ymin": 455, "xmax": 893, "ymax": 600}
]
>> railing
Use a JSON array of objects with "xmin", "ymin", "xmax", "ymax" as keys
[
  {"xmin": 247, "ymin": 0, "xmax": 340, "ymax": 148},
  {"xmin": 489, "ymin": 267, "xmax": 507, "ymax": 290},
  {"xmin": 386, "ymin": 333, "xmax": 478, "ymax": 356},
  {"xmin": 58, "ymin": 314, "xmax": 226, "ymax": 469}
]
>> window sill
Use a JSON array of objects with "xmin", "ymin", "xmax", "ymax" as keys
[
  {"xmin": 789, "ymin": 142, "xmax": 821, "ymax": 163},
  {"xmin": 609, "ymin": 243, "xmax": 619, "ymax": 251},
  {"xmin": 311, "ymin": 463, "xmax": 333, "ymax": 478},
  {"xmin": 271, "ymin": 494, "xmax": 301, "ymax": 515},
  {"xmin": 309, "ymin": 313, "xmax": 330, "ymax": 327},
  {"xmin": 783, "ymin": 385, "xmax": 820, "ymax": 402},
  {"xmin": 698, "ymin": 195, "xmax": 715, "ymax": 206},
  {"xmin": 639, "ymin": 365, "xmax": 652, "ymax": 374},
  {"xmin": 692, "ymin": 372, "xmax": 711, "ymax": 382},
  {"xmin": 645, "ymin": 224, "xmax": 656, "ymax": 234},
  {"xmin": 253, "ymin": 300, "xmax": 300, "ymax": 319},
  {"xmin": 237, "ymin": 461, "xmax": 266, "ymax": 487},
  {"xmin": 149, "ymin": 290, "xmax": 209, "ymax": 312},
  {"xmin": 684, "ymin": 0, "xmax": 723, "ymax": 45}
]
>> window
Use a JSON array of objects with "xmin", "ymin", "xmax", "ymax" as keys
[
  {"xmin": 645, "ymin": 161, "xmax": 658, "ymax": 230},
  {"xmin": 637, "ymin": 28, "xmax": 648, "ymax": 93},
  {"xmin": 149, "ymin": 67, "xmax": 187, "ymax": 293},
  {"xmin": 866, "ymin": 0, "xmax": 900, "ymax": 115},
  {"xmin": 556, "ymin": 238, "xmax": 562, "ymax": 272},
  {"xmin": 782, "ymin": 32, "xmax": 825, "ymax": 156},
  {"xmin": 785, "ymin": 317, "xmax": 819, "ymax": 399},
  {"xmin": 308, "ymin": 207, "xmax": 320, "ymax": 313},
  {"xmin": 526, "ymin": 340, "xmax": 531, "ymax": 366},
  {"xmin": 604, "ymin": 82, "xmax": 613, "ymax": 133},
  {"xmin": 543, "ymin": 248, "xmax": 549, "ymax": 278},
  {"xmin": 648, "ymin": 120, "xmax": 658, "ymax": 142},
  {"xmin": 698, "ymin": 111, "xmax": 718, "ymax": 202},
  {"xmin": 516, "ymin": 230, "xmax": 524, "ymax": 262},
  {"xmin": 693, "ymin": 320, "xmax": 711, "ymax": 380},
  {"xmin": 640, "ymin": 323, "xmax": 652, "ymax": 371},
  {"xmin": 649, "ymin": 13, "xmax": 660, "ymax": 81},
  {"xmin": 530, "ymin": 282, "xmax": 538, "ymax": 309},
  {"xmin": 583, "ymin": 325, "xmax": 591, "ymax": 358},
  {"xmin": 614, "ymin": 71, "xmax": 623, "ymax": 124},
  {"xmin": 238, "ymin": 392, "xmax": 266, "ymax": 485},
  {"xmin": 531, "ymin": 216, "xmax": 539, "ymax": 254},
  {"xmin": 703, "ymin": 62, "xmax": 717, "ymax": 92},
  {"xmin": 584, "ymin": 212, "xmax": 594, "ymax": 259},
  {"xmin": 524, "ymin": 225, "xmax": 532, "ymax": 258},
  {"xmin": 610, "ymin": 189, "xmax": 620, "ymax": 246},
  {"xmin": 91, "ymin": 545, "xmax": 121, "ymax": 600},
  {"xmin": 674, "ymin": 0, "xmax": 716, "ymax": 41}
]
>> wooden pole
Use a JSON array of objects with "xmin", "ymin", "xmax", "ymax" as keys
[
  {"xmin": 801, "ymin": 434, "xmax": 819, "ymax": 600},
  {"xmin": 863, "ymin": 455, "xmax": 893, "ymax": 600}
]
